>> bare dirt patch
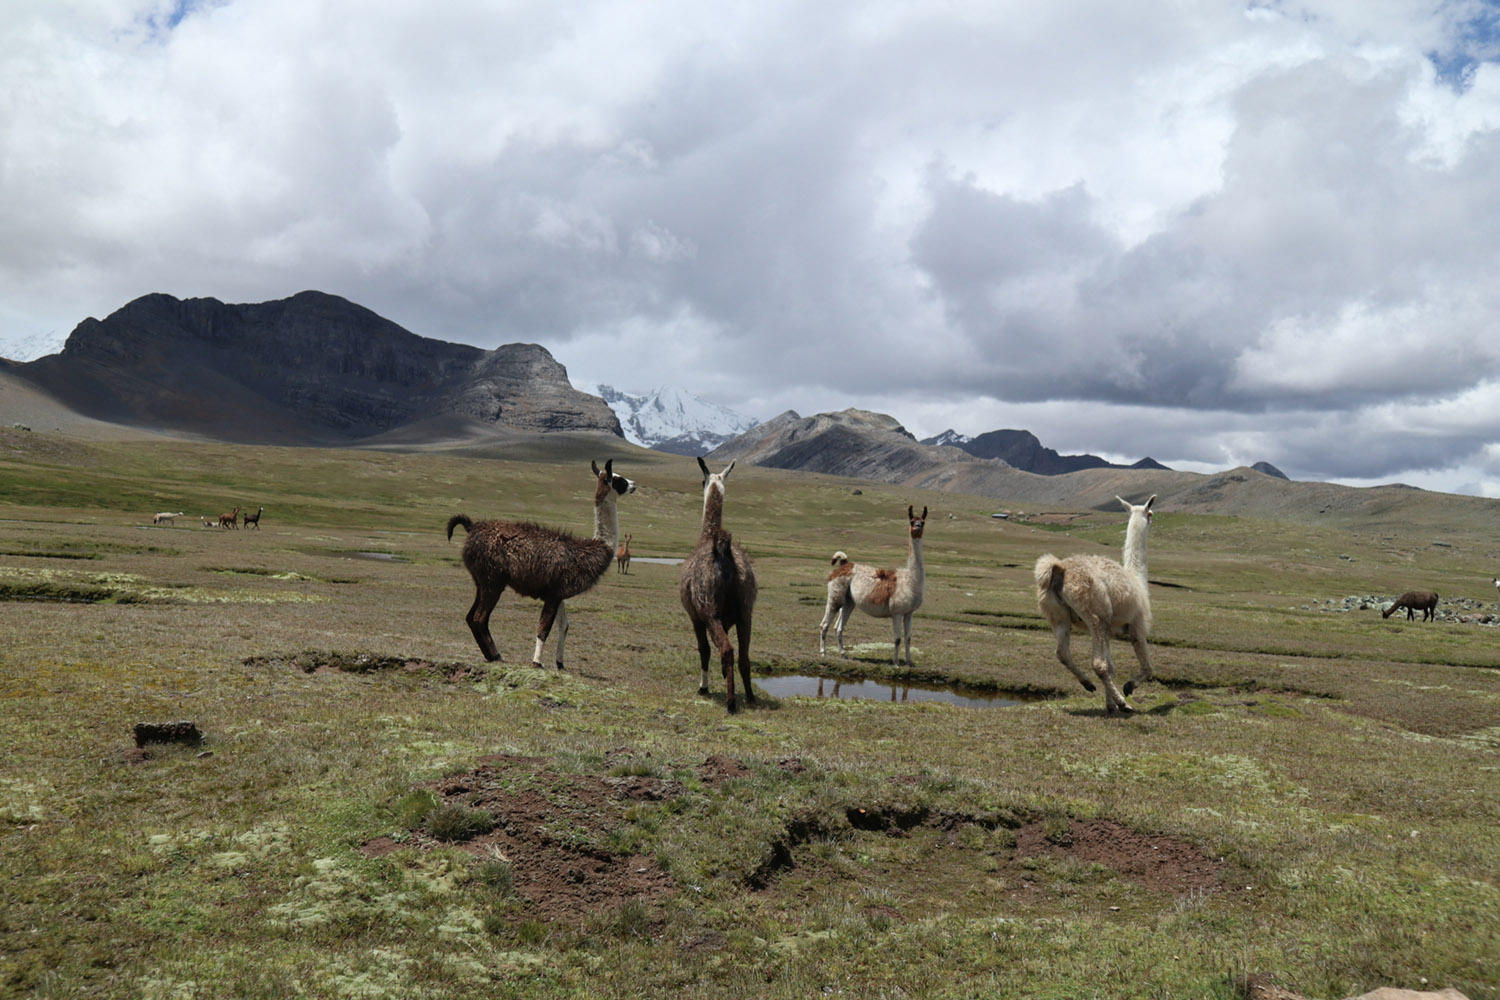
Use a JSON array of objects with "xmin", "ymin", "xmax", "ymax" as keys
[
  {"xmin": 374, "ymin": 754, "xmax": 679, "ymax": 924},
  {"xmin": 1014, "ymin": 817, "xmax": 1228, "ymax": 895},
  {"xmin": 245, "ymin": 650, "xmax": 485, "ymax": 682}
]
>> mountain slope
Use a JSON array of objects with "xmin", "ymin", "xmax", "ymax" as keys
[
  {"xmin": 922, "ymin": 427, "xmax": 1170, "ymax": 474},
  {"xmin": 10, "ymin": 292, "xmax": 622, "ymax": 445}
]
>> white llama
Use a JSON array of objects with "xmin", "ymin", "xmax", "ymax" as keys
[
  {"xmin": 818, "ymin": 506, "xmax": 927, "ymax": 665},
  {"xmin": 1034, "ymin": 495, "xmax": 1156, "ymax": 714}
]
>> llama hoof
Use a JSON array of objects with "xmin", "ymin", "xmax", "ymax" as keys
[
  {"xmin": 726, "ymin": 699, "xmax": 739, "ymax": 714},
  {"xmin": 554, "ymin": 661, "xmax": 565, "ymax": 671},
  {"xmin": 531, "ymin": 660, "xmax": 547, "ymax": 670},
  {"xmin": 698, "ymin": 685, "xmax": 710, "ymax": 696},
  {"xmin": 1123, "ymin": 680, "xmax": 1136, "ymax": 695},
  {"xmin": 1082, "ymin": 681, "xmax": 1097, "ymax": 693}
]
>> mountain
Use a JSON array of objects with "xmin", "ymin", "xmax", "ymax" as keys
[
  {"xmin": 591, "ymin": 384, "xmax": 759, "ymax": 456},
  {"xmin": 7, "ymin": 291, "xmax": 622, "ymax": 445},
  {"xmin": 709, "ymin": 407, "xmax": 1500, "ymax": 527},
  {"xmin": 921, "ymin": 427, "xmax": 1170, "ymax": 475},
  {"xmin": 1253, "ymin": 461, "xmax": 1290, "ymax": 480}
]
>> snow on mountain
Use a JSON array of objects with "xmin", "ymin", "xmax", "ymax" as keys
[
  {"xmin": 590, "ymin": 383, "xmax": 760, "ymax": 456},
  {"xmin": 922, "ymin": 429, "xmax": 973, "ymax": 448},
  {"xmin": 0, "ymin": 330, "xmax": 67, "ymax": 362}
]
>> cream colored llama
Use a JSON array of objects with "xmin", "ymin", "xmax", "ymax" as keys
[
  {"xmin": 1034, "ymin": 495, "xmax": 1156, "ymax": 714},
  {"xmin": 818, "ymin": 506, "xmax": 926, "ymax": 665}
]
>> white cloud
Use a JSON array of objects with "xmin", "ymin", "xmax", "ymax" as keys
[{"xmin": 3, "ymin": 0, "xmax": 1500, "ymax": 493}]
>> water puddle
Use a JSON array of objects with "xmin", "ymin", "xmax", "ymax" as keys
[
  {"xmin": 630, "ymin": 556, "xmax": 684, "ymax": 565},
  {"xmin": 347, "ymin": 551, "xmax": 410, "ymax": 562},
  {"xmin": 756, "ymin": 674, "xmax": 1040, "ymax": 708}
]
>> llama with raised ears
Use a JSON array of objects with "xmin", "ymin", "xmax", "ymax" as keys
[
  {"xmin": 679, "ymin": 457, "xmax": 758, "ymax": 713},
  {"xmin": 1034, "ymin": 495, "xmax": 1157, "ymax": 714},
  {"xmin": 446, "ymin": 460, "xmax": 636, "ymax": 668},
  {"xmin": 616, "ymin": 534, "xmax": 631, "ymax": 573},
  {"xmin": 819, "ymin": 506, "xmax": 927, "ymax": 666}
]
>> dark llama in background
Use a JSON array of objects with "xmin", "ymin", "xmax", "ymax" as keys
[
  {"xmin": 1383, "ymin": 590, "xmax": 1438, "ymax": 621},
  {"xmin": 1034, "ymin": 495, "xmax": 1156, "ymax": 715},
  {"xmin": 242, "ymin": 506, "xmax": 263, "ymax": 529},
  {"xmin": 446, "ymin": 460, "xmax": 636, "ymax": 668},
  {"xmin": 679, "ymin": 457, "xmax": 757, "ymax": 714}
]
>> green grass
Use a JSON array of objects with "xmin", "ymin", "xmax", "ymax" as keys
[{"xmin": 1, "ymin": 431, "xmax": 1498, "ymax": 998}]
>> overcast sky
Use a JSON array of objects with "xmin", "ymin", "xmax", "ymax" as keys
[{"xmin": 4, "ymin": 1, "xmax": 1500, "ymax": 493}]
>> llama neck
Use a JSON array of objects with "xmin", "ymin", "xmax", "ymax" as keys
[
  {"xmin": 594, "ymin": 494, "xmax": 620, "ymax": 550},
  {"xmin": 700, "ymin": 484, "xmax": 725, "ymax": 537},
  {"xmin": 1122, "ymin": 515, "xmax": 1149, "ymax": 581}
]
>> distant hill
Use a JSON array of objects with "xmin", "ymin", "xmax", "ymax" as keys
[
  {"xmin": 6, "ymin": 291, "xmax": 622, "ymax": 445},
  {"xmin": 590, "ymin": 383, "xmax": 759, "ymax": 456},
  {"xmin": 709, "ymin": 407, "xmax": 1500, "ymax": 527},
  {"xmin": 921, "ymin": 427, "xmax": 1170, "ymax": 475}
]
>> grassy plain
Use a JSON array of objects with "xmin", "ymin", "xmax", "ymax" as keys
[{"xmin": 1, "ymin": 428, "xmax": 1497, "ymax": 999}]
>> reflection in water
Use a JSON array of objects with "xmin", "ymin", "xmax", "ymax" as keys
[{"xmin": 755, "ymin": 674, "xmax": 1035, "ymax": 708}]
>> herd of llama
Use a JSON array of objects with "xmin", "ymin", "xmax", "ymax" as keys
[{"xmin": 444, "ymin": 456, "xmax": 1175, "ymax": 716}]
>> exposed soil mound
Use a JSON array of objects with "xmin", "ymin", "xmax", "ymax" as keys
[
  {"xmin": 245, "ymin": 650, "xmax": 485, "ymax": 681},
  {"xmin": 1014, "ymin": 817, "xmax": 1227, "ymax": 894}
]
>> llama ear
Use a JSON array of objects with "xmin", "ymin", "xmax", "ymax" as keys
[
  {"xmin": 592, "ymin": 460, "xmax": 602, "ymax": 477},
  {"xmin": 604, "ymin": 459, "xmax": 613, "ymax": 477},
  {"xmin": 697, "ymin": 456, "xmax": 711, "ymax": 477},
  {"xmin": 908, "ymin": 505, "xmax": 914, "ymax": 519},
  {"xmin": 722, "ymin": 460, "xmax": 735, "ymax": 478},
  {"xmin": 1117, "ymin": 495, "xmax": 1131, "ymax": 511},
  {"xmin": 921, "ymin": 506, "xmax": 928, "ymax": 520},
  {"xmin": 1144, "ymin": 494, "xmax": 1157, "ymax": 511}
]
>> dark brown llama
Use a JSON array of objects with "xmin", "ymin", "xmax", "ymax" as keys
[
  {"xmin": 616, "ymin": 534, "xmax": 631, "ymax": 573},
  {"xmin": 218, "ymin": 506, "xmax": 239, "ymax": 529},
  {"xmin": 678, "ymin": 457, "xmax": 758, "ymax": 713},
  {"xmin": 1382, "ymin": 590, "xmax": 1438, "ymax": 621},
  {"xmin": 446, "ymin": 460, "xmax": 636, "ymax": 667},
  {"xmin": 242, "ymin": 506, "xmax": 263, "ymax": 529}
]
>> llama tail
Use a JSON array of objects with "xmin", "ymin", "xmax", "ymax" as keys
[
  {"xmin": 446, "ymin": 514, "xmax": 474, "ymax": 541},
  {"xmin": 831, "ymin": 550, "xmax": 849, "ymax": 567},
  {"xmin": 1033, "ymin": 554, "xmax": 1066, "ymax": 598}
]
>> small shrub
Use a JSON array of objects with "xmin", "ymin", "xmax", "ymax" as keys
[
  {"xmin": 425, "ymin": 804, "xmax": 496, "ymax": 842},
  {"xmin": 475, "ymin": 859, "xmax": 514, "ymax": 896},
  {"xmin": 391, "ymin": 790, "xmax": 439, "ymax": 830}
]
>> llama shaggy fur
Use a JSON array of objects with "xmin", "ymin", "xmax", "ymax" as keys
[
  {"xmin": 447, "ymin": 460, "xmax": 635, "ymax": 667},
  {"xmin": 1383, "ymin": 590, "xmax": 1438, "ymax": 621},
  {"xmin": 151, "ymin": 511, "xmax": 184, "ymax": 525},
  {"xmin": 678, "ymin": 457, "xmax": 758, "ymax": 714},
  {"xmin": 818, "ymin": 507, "xmax": 927, "ymax": 665},
  {"xmin": 1034, "ymin": 495, "xmax": 1156, "ymax": 714}
]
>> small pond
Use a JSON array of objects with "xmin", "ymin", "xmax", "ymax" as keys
[
  {"xmin": 630, "ymin": 556, "xmax": 684, "ymax": 565},
  {"xmin": 347, "ymin": 551, "xmax": 410, "ymax": 562},
  {"xmin": 755, "ymin": 674, "xmax": 1041, "ymax": 708}
]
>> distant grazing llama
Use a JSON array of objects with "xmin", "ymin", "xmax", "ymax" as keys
[
  {"xmin": 218, "ymin": 506, "xmax": 239, "ymax": 529},
  {"xmin": 616, "ymin": 534, "xmax": 631, "ymax": 573},
  {"xmin": 151, "ymin": 511, "xmax": 183, "ymax": 526},
  {"xmin": 242, "ymin": 506, "xmax": 264, "ymax": 529},
  {"xmin": 818, "ymin": 506, "xmax": 927, "ymax": 666},
  {"xmin": 1383, "ymin": 590, "xmax": 1438, "ymax": 621},
  {"xmin": 446, "ymin": 460, "xmax": 635, "ymax": 667},
  {"xmin": 1035, "ymin": 495, "xmax": 1157, "ymax": 714},
  {"xmin": 679, "ymin": 457, "xmax": 758, "ymax": 713}
]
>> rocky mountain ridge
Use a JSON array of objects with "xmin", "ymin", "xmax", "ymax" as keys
[
  {"xmin": 7, "ymin": 291, "xmax": 621, "ymax": 445},
  {"xmin": 922, "ymin": 427, "xmax": 1171, "ymax": 475}
]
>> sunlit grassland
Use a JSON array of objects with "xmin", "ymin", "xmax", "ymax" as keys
[{"xmin": 1, "ymin": 428, "xmax": 1497, "ymax": 999}]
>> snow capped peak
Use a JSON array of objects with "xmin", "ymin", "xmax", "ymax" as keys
[
  {"xmin": 923, "ymin": 428, "xmax": 972, "ymax": 448},
  {"xmin": 589, "ymin": 383, "xmax": 760, "ymax": 455},
  {"xmin": 0, "ymin": 330, "xmax": 67, "ymax": 362}
]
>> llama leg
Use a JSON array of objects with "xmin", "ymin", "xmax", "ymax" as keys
[
  {"xmin": 836, "ymin": 600, "xmax": 853, "ymax": 656},
  {"xmin": 693, "ymin": 621, "xmax": 712, "ymax": 695},
  {"xmin": 902, "ymin": 613, "xmax": 914, "ymax": 666},
  {"xmin": 736, "ymin": 616, "xmax": 755, "ymax": 706},
  {"xmin": 707, "ymin": 619, "xmax": 737, "ymax": 713},
  {"xmin": 533, "ymin": 599, "xmax": 562, "ymax": 669},
  {"xmin": 889, "ymin": 616, "xmax": 904, "ymax": 665},
  {"xmin": 553, "ymin": 602, "xmax": 569, "ymax": 670},
  {"xmin": 818, "ymin": 595, "xmax": 838, "ymax": 655},
  {"xmin": 1087, "ymin": 624, "xmax": 1131, "ymax": 713},
  {"xmin": 1122, "ymin": 630, "xmax": 1154, "ymax": 696},
  {"xmin": 1051, "ymin": 623, "xmax": 1095, "ymax": 693},
  {"xmin": 465, "ymin": 584, "xmax": 505, "ymax": 662}
]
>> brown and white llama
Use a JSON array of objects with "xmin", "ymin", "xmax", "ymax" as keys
[
  {"xmin": 1382, "ymin": 590, "xmax": 1438, "ymax": 621},
  {"xmin": 446, "ymin": 460, "xmax": 636, "ymax": 667},
  {"xmin": 616, "ymin": 534, "xmax": 631, "ymax": 573},
  {"xmin": 818, "ymin": 506, "xmax": 927, "ymax": 666},
  {"xmin": 678, "ymin": 457, "xmax": 758, "ymax": 713},
  {"xmin": 218, "ymin": 506, "xmax": 239, "ymax": 529},
  {"xmin": 151, "ymin": 511, "xmax": 184, "ymax": 526},
  {"xmin": 242, "ymin": 506, "xmax": 264, "ymax": 529},
  {"xmin": 1035, "ymin": 495, "xmax": 1156, "ymax": 714}
]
